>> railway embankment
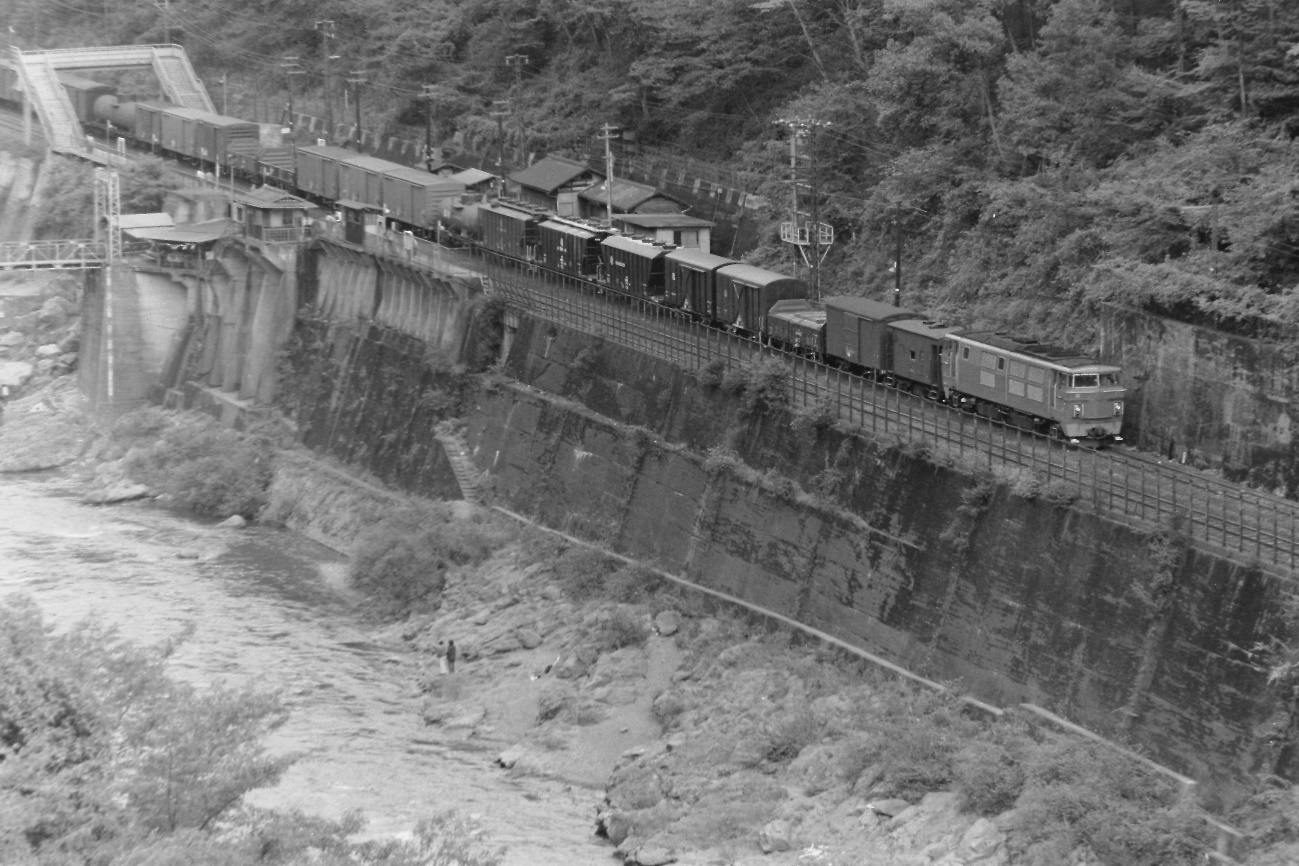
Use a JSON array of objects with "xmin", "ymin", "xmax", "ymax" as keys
[{"xmin": 265, "ymin": 295, "xmax": 1293, "ymax": 804}]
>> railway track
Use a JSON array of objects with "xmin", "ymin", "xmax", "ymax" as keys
[{"xmin": 469, "ymin": 250, "xmax": 1299, "ymax": 579}]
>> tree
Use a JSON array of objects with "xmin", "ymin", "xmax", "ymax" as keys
[{"xmin": 0, "ymin": 596, "xmax": 291, "ymax": 861}]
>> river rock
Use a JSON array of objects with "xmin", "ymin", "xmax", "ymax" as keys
[
  {"xmin": 600, "ymin": 809, "xmax": 634, "ymax": 846},
  {"xmin": 0, "ymin": 331, "xmax": 23, "ymax": 347},
  {"xmin": 541, "ymin": 583, "xmax": 563, "ymax": 601},
  {"xmin": 517, "ymin": 628, "xmax": 542, "ymax": 649},
  {"xmin": 957, "ymin": 817, "xmax": 1007, "ymax": 862},
  {"xmin": 35, "ymin": 343, "xmax": 61, "ymax": 357},
  {"xmin": 472, "ymin": 609, "xmax": 490, "ymax": 626},
  {"xmin": 0, "ymin": 360, "xmax": 33, "ymax": 388},
  {"xmin": 758, "ymin": 819, "xmax": 792, "ymax": 853},
  {"xmin": 81, "ymin": 480, "xmax": 150, "ymax": 504},
  {"xmin": 497, "ymin": 743, "xmax": 527, "ymax": 769},
  {"xmin": 653, "ymin": 610, "xmax": 680, "ymax": 636},
  {"xmin": 867, "ymin": 798, "xmax": 912, "ymax": 818},
  {"xmin": 37, "ymin": 297, "xmax": 70, "ymax": 327},
  {"xmin": 217, "ymin": 514, "xmax": 247, "ymax": 528},
  {"xmin": 35, "ymin": 359, "xmax": 55, "ymax": 376},
  {"xmin": 59, "ymin": 352, "xmax": 78, "ymax": 367},
  {"xmin": 630, "ymin": 844, "xmax": 676, "ymax": 866}
]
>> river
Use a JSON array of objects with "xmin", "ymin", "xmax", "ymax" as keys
[{"xmin": 0, "ymin": 471, "xmax": 611, "ymax": 866}]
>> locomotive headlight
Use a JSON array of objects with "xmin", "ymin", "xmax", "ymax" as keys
[
  {"xmin": 1073, "ymin": 403, "xmax": 1082, "ymax": 417},
  {"xmin": 1113, "ymin": 401, "xmax": 1123, "ymax": 416}
]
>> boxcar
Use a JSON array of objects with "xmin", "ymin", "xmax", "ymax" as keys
[
  {"xmin": 338, "ymin": 155, "xmax": 398, "ymax": 210},
  {"xmin": 381, "ymin": 167, "xmax": 465, "ymax": 229},
  {"xmin": 714, "ymin": 263, "xmax": 805, "ymax": 334},
  {"xmin": 824, "ymin": 296, "xmax": 921, "ymax": 374},
  {"xmin": 889, "ymin": 318, "xmax": 952, "ymax": 398},
  {"xmin": 128, "ymin": 101, "xmax": 169, "ymax": 150},
  {"xmin": 537, "ymin": 218, "xmax": 607, "ymax": 278},
  {"xmin": 601, "ymin": 235, "xmax": 667, "ymax": 299},
  {"xmin": 198, "ymin": 112, "xmax": 260, "ymax": 165},
  {"xmin": 664, "ymin": 248, "xmax": 734, "ymax": 319},
  {"xmin": 57, "ymin": 72, "xmax": 115, "ymax": 124},
  {"xmin": 295, "ymin": 144, "xmax": 356, "ymax": 201},
  {"xmin": 480, "ymin": 201, "xmax": 542, "ymax": 260},
  {"xmin": 764, "ymin": 299, "xmax": 825, "ymax": 358},
  {"xmin": 945, "ymin": 331, "xmax": 1126, "ymax": 440},
  {"xmin": 254, "ymin": 146, "xmax": 297, "ymax": 188}
]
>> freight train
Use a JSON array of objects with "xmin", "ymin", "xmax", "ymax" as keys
[{"xmin": 0, "ymin": 64, "xmax": 1126, "ymax": 442}]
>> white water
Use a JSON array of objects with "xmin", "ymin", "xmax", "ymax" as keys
[{"xmin": 0, "ymin": 472, "xmax": 609, "ymax": 865}]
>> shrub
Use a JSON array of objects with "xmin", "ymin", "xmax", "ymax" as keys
[
  {"xmin": 763, "ymin": 709, "xmax": 823, "ymax": 763},
  {"xmin": 349, "ymin": 507, "xmax": 502, "ymax": 616},
  {"xmin": 119, "ymin": 412, "xmax": 274, "ymax": 518},
  {"xmin": 696, "ymin": 358, "xmax": 726, "ymax": 390},
  {"xmin": 790, "ymin": 397, "xmax": 836, "ymax": 434},
  {"xmin": 554, "ymin": 547, "xmax": 620, "ymax": 600},
  {"xmin": 605, "ymin": 563, "xmax": 667, "ymax": 604},
  {"xmin": 1006, "ymin": 739, "xmax": 1212, "ymax": 866},
  {"xmin": 953, "ymin": 739, "xmax": 1027, "ymax": 816},
  {"xmin": 585, "ymin": 607, "xmax": 650, "ymax": 652}
]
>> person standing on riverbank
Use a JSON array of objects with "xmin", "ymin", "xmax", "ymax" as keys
[{"xmin": 446, "ymin": 639, "xmax": 457, "ymax": 674}]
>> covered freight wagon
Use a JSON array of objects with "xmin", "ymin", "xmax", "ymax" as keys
[
  {"xmin": 479, "ymin": 201, "xmax": 542, "ymax": 260},
  {"xmin": 295, "ymin": 144, "xmax": 357, "ymax": 201},
  {"xmin": 824, "ymin": 297, "xmax": 921, "ymax": 374},
  {"xmin": 537, "ymin": 219, "xmax": 607, "ymax": 278},
  {"xmin": 764, "ymin": 299, "xmax": 825, "ymax": 358},
  {"xmin": 889, "ymin": 318, "xmax": 951, "ymax": 397},
  {"xmin": 714, "ymin": 263, "xmax": 805, "ymax": 334},
  {"xmin": 57, "ymin": 72, "xmax": 115, "ymax": 124},
  {"xmin": 664, "ymin": 248, "xmax": 733, "ymax": 319},
  {"xmin": 381, "ymin": 167, "xmax": 464, "ymax": 229},
  {"xmin": 601, "ymin": 235, "xmax": 668, "ymax": 299},
  {"xmin": 338, "ymin": 155, "xmax": 398, "ymax": 210}
]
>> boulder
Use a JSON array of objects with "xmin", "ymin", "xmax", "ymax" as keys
[
  {"xmin": 517, "ymin": 628, "xmax": 542, "ymax": 649},
  {"xmin": 59, "ymin": 352, "xmax": 77, "ymax": 367},
  {"xmin": 600, "ymin": 809, "xmax": 634, "ymax": 846},
  {"xmin": 35, "ymin": 359, "xmax": 55, "ymax": 376},
  {"xmin": 496, "ymin": 743, "xmax": 527, "ymax": 769},
  {"xmin": 217, "ymin": 514, "xmax": 247, "ymax": 529},
  {"xmin": 867, "ymin": 798, "xmax": 911, "ymax": 818},
  {"xmin": 541, "ymin": 583, "xmax": 564, "ymax": 601},
  {"xmin": 35, "ymin": 343, "xmax": 61, "ymax": 357},
  {"xmin": 653, "ymin": 610, "xmax": 681, "ymax": 636},
  {"xmin": 758, "ymin": 819, "xmax": 792, "ymax": 853},
  {"xmin": 81, "ymin": 480, "xmax": 150, "ymax": 505},
  {"xmin": 631, "ymin": 845, "xmax": 676, "ymax": 866},
  {"xmin": 957, "ymin": 817, "xmax": 1007, "ymax": 862},
  {"xmin": 472, "ymin": 609, "xmax": 490, "ymax": 626},
  {"xmin": 0, "ymin": 331, "xmax": 24, "ymax": 348},
  {"xmin": 0, "ymin": 360, "xmax": 33, "ymax": 388}
]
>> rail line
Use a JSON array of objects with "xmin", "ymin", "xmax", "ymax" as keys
[{"xmin": 463, "ymin": 250, "xmax": 1299, "ymax": 578}]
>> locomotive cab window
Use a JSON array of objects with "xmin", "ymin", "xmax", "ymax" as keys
[
  {"xmin": 1100, "ymin": 373, "xmax": 1119, "ymax": 386},
  {"xmin": 1071, "ymin": 374, "xmax": 1100, "ymax": 388},
  {"xmin": 962, "ymin": 347, "xmax": 970, "ymax": 359}
]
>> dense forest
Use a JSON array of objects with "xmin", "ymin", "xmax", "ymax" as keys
[{"xmin": 11, "ymin": 0, "xmax": 1299, "ymax": 344}]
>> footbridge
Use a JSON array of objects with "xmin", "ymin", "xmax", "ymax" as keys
[
  {"xmin": 10, "ymin": 44, "xmax": 214, "ymax": 154},
  {"xmin": 0, "ymin": 239, "xmax": 107, "ymax": 269}
]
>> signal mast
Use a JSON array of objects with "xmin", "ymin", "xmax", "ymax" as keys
[{"xmin": 777, "ymin": 118, "xmax": 833, "ymax": 300}]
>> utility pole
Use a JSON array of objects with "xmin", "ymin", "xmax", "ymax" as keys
[
  {"xmin": 157, "ymin": 0, "xmax": 171, "ymax": 44},
  {"xmin": 777, "ymin": 118, "xmax": 833, "ymax": 301},
  {"xmin": 221, "ymin": 72, "xmax": 228, "ymax": 115},
  {"xmin": 491, "ymin": 100, "xmax": 510, "ymax": 197},
  {"xmin": 505, "ymin": 54, "xmax": 529, "ymax": 165},
  {"xmin": 347, "ymin": 70, "xmax": 365, "ymax": 151},
  {"xmin": 893, "ymin": 204, "xmax": 903, "ymax": 306},
  {"xmin": 598, "ymin": 124, "xmax": 620, "ymax": 227},
  {"xmin": 420, "ymin": 84, "xmax": 437, "ymax": 170},
  {"xmin": 314, "ymin": 19, "xmax": 336, "ymax": 141},
  {"xmin": 281, "ymin": 57, "xmax": 304, "ymax": 132}
]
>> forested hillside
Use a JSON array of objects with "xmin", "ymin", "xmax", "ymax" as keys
[{"xmin": 14, "ymin": 0, "xmax": 1299, "ymax": 344}]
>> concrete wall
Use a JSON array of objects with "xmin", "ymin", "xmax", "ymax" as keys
[
  {"xmin": 465, "ymin": 315, "xmax": 1291, "ymax": 804},
  {"xmin": 1102, "ymin": 305, "xmax": 1299, "ymax": 496}
]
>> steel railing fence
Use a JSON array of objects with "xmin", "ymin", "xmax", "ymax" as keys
[{"xmin": 351, "ymin": 242, "xmax": 1299, "ymax": 579}]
